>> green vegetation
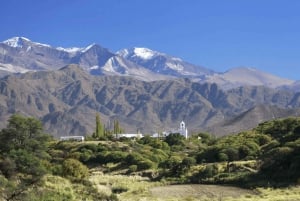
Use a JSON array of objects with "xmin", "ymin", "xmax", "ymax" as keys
[
  {"xmin": 91, "ymin": 113, "xmax": 124, "ymax": 140},
  {"xmin": 0, "ymin": 114, "xmax": 300, "ymax": 200},
  {"xmin": 93, "ymin": 113, "xmax": 105, "ymax": 139}
]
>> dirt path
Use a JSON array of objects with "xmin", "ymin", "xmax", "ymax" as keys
[{"xmin": 150, "ymin": 184, "xmax": 256, "ymax": 199}]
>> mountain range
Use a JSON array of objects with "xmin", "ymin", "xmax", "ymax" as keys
[
  {"xmin": 0, "ymin": 37, "xmax": 299, "ymax": 137},
  {"xmin": 1, "ymin": 37, "xmax": 298, "ymax": 89}
]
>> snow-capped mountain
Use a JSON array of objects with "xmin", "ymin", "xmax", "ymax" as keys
[
  {"xmin": 94, "ymin": 55, "xmax": 169, "ymax": 81},
  {"xmin": 0, "ymin": 37, "xmax": 173, "ymax": 80},
  {"xmin": 0, "ymin": 37, "xmax": 75, "ymax": 72},
  {"xmin": 3, "ymin": 36, "xmax": 51, "ymax": 48},
  {"xmin": 0, "ymin": 37, "xmax": 124, "ymax": 76},
  {"xmin": 117, "ymin": 47, "xmax": 213, "ymax": 78},
  {"xmin": 0, "ymin": 37, "xmax": 297, "ymax": 88}
]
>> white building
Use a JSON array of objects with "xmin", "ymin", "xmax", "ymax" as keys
[
  {"xmin": 60, "ymin": 136, "xmax": 85, "ymax": 142},
  {"xmin": 152, "ymin": 121, "xmax": 188, "ymax": 139},
  {"xmin": 115, "ymin": 133, "xmax": 144, "ymax": 139},
  {"xmin": 179, "ymin": 121, "xmax": 188, "ymax": 139}
]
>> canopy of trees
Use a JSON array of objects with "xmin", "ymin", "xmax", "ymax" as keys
[
  {"xmin": 1, "ymin": 114, "xmax": 300, "ymax": 200},
  {"xmin": 0, "ymin": 114, "xmax": 52, "ymax": 200}
]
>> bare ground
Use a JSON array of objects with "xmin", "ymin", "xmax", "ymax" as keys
[{"xmin": 150, "ymin": 184, "xmax": 256, "ymax": 199}]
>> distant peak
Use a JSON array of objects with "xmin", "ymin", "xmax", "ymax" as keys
[
  {"xmin": 225, "ymin": 67, "xmax": 259, "ymax": 73},
  {"xmin": 133, "ymin": 47, "xmax": 157, "ymax": 59},
  {"xmin": 117, "ymin": 47, "xmax": 160, "ymax": 60},
  {"xmin": 6, "ymin": 36, "xmax": 30, "ymax": 41},
  {"xmin": 2, "ymin": 36, "xmax": 52, "ymax": 48},
  {"xmin": 2, "ymin": 36, "xmax": 30, "ymax": 48}
]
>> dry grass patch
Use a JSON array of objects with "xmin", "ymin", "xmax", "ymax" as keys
[
  {"xmin": 89, "ymin": 170, "xmax": 162, "ymax": 201},
  {"xmin": 150, "ymin": 184, "xmax": 256, "ymax": 200},
  {"xmin": 228, "ymin": 186, "xmax": 300, "ymax": 201}
]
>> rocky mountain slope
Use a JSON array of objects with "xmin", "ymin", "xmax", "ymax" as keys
[
  {"xmin": 117, "ymin": 47, "xmax": 213, "ymax": 78},
  {"xmin": 0, "ymin": 37, "xmax": 299, "ymax": 136},
  {"xmin": 203, "ymin": 67, "xmax": 294, "ymax": 89},
  {"xmin": 208, "ymin": 104, "xmax": 300, "ymax": 135},
  {"xmin": 0, "ymin": 37, "xmax": 207, "ymax": 81},
  {"xmin": 0, "ymin": 64, "xmax": 298, "ymax": 137},
  {"xmin": 1, "ymin": 37, "xmax": 296, "ymax": 89}
]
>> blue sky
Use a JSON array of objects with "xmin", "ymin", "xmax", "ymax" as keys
[{"xmin": 1, "ymin": 0, "xmax": 300, "ymax": 80}]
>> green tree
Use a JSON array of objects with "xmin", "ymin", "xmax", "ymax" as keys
[
  {"xmin": 165, "ymin": 133, "xmax": 185, "ymax": 146},
  {"xmin": 113, "ymin": 119, "xmax": 123, "ymax": 138},
  {"xmin": 93, "ymin": 113, "xmax": 104, "ymax": 139},
  {"xmin": 159, "ymin": 155, "xmax": 182, "ymax": 175},
  {"xmin": 177, "ymin": 157, "xmax": 196, "ymax": 174},
  {"xmin": 0, "ymin": 114, "xmax": 51, "ymax": 201},
  {"xmin": 0, "ymin": 114, "xmax": 50, "ymax": 153}
]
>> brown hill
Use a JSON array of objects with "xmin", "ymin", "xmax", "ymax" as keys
[
  {"xmin": 207, "ymin": 105, "xmax": 300, "ymax": 136},
  {"xmin": 0, "ymin": 64, "xmax": 298, "ymax": 137}
]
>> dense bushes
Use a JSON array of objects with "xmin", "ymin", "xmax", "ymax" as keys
[
  {"xmin": 192, "ymin": 117, "xmax": 300, "ymax": 186},
  {"xmin": 47, "ymin": 117, "xmax": 300, "ymax": 187},
  {"xmin": 256, "ymin": 118, "xmax": 300, "ymax": 183},
  {"xmin": 62, "ymin": 158, "xmax": 89, "ymax": 180},
  {"xmin": 0, "ymin": 115, "xmax": 52, "ymax": 200},
  {"xmin": 2, "ymin": 113, "xmax": 299, "ymax": 200},
  {"xmin": 196, "ymin": 131, "xmax": 268, "ymax": 164}
]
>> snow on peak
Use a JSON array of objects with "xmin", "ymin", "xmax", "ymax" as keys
[
  {"xmin": 56, "ymin": 44, "xmax": 96, "ymax": 54},
  {"xmin": 2, "ymin": 37, "xmax": 52, "ymax": 48},
  {"xmin": 81, "ymin": 43, "xmax": 96, "ymax": 53},
  {"xmin": 133, "ymin": 47, "xmax": 157, "ymax": 60},
  {"xmin": 116, "ymin": 49, "xmax": 130, "ymax": 57},
  {"xmin": 56, "ymin": 47, "xmax": 83, "ymax": 53},
  {"xmin": 2, "ymin": 37, "xmax": 30, "ymax": 48}
]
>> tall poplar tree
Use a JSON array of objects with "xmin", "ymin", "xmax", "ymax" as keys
[
  {"xmin": 94, "ymin": 113, "xmax": 104, "ymax": 139},
  {"xmin": 113, "ymin": 119, "xmax": 123, "ymax": 138}
]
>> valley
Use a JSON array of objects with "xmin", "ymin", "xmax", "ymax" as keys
[
  {"xmin": 0, "ymin": 37, "xmax": 300, "ymax": 201},
  {"xmin": 1, "ymin": 115, "xmax": 300, "ymax": 201}
]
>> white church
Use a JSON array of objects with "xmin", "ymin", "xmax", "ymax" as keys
[
  {"xmin": 152, "ymin": 121, "xmax": 188, "ymax": 139},
  {"xmin": 179, "ymin": 121, "xmax": 188, "ymax": 139}
]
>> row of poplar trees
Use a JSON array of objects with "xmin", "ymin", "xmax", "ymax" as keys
[{"xmin": 92, "ymin": 113, "xmax": 123, "ymax": 139}]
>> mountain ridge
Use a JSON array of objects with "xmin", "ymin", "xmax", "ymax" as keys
[
  {"xmin": 0, "ymin": 37, "xmax": 299, "ymax": 136},
  {"xmin": 0, "ymin": 64, "xmax": 298, "ymax": 137},
  {"xmin": 0, "ymin": 37, "xmax": 296, "ymax": 90}
]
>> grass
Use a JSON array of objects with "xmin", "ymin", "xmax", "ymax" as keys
[
  {"xmin": 89, "ymin": 170, "xmax": 162, "ymax": 201},
  {"xmin": 227, "ymin": 186, "xmax": 300, "ymax": 201},
  {"xmin": 88, "ymin": 171, "xmax": 300, "ymax": 201},
  {"xmin": 86, "ymin": 161, "xmax": 300, "ymax": 201},
  {"xmin": 27, "ymin": 171, "xmax": 300, "ymax": 201}
]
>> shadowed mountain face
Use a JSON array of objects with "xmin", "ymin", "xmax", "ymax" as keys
[
  {"xmin": 0, "ymin": 64, "xmax": 299, "ymax": 137},
  {"xmin": 208, "ymin": 105, "xmax": 300, "ymax": 136}
]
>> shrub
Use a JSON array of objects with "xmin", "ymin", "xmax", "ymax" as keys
[
  {"xmin": 111, "ymin": 186, "xmax": 128, "ymax": 194},
  {"xmin": 62, "ymin": 158, "xmax": 89, "ymax": 180},
  {"xmin": 218, "ymin": 152, "xmax": 228, "ymax": 162},
  {"xmin": 201, "ymin": 164, "xmax": 219, "ymax": 179},
  {"xmin": 128, "ymin": 165, "xmax": 138, "ymax": 173},
  {"xmin": 0, "ymin": 157, "xmax": 16, "ymax": 178},
  {"xmin": 165, "ymin": 133, "xmax": 185, "ymax": 146},
  {"xmin": 137, "ymin": 159, "xmax": 155, "ymax": 170},
  {"xmin": 224, "ymin": 147, "xmax": 240, "ymax": 161},
  {"xmin": 125, "ymin": 153, "xmax": 144, "ymax": 165},
  {"xmin": 105, "ymin": 151, "xmax": 128, "ymax": 163}
]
